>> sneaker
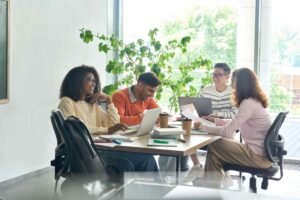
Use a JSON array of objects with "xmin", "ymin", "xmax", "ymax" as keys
[
  {"xmin": 222, "ymin": 171, "xmax": 234, "ymax": 188},
  {"xmin": 182, "ymin": 164, "xmax": 203, "ymax": 182},
  {"xmin": 193, "ymin": 176, "xmax": 220, "ymax": 189}
]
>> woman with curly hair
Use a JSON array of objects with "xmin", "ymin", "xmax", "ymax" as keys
[
  {"xmin": 58, "ymin": 65, "xmax": 159, "ymax": 174},
  {"xmin": 194, "ymin": 68, "xmax": 272, "ymax": 188}
]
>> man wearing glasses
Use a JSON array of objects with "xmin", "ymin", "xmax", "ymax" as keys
[
  {"xmin": 200, "ymin": 63, "xmax": 236, "ymax": 119},
  {"xmin": 183, "ymin": 63, "xmax": 237, "ymax": 182}
]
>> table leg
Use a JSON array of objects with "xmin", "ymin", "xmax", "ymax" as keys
[{"xmin": 175, "ymin": 155, "xmax": 181, "ymax": 184}]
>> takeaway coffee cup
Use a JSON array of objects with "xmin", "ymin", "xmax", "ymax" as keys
[
  {"xmin": 159, "ymin": 112, "xmax": 169, "ymax": 128},
  {"xmin": 182, "ymin": 118, "xmax": 192, "ymax": 135}
]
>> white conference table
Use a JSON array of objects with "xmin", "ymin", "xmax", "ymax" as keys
[{"xmin": 94, "ymin": 132, "xmax": 221, "ymax": 183}]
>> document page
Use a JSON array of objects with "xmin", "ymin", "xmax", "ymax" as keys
[{"xmin": 180, "ymin": 103, "xmax": 199, "ymax": 120}]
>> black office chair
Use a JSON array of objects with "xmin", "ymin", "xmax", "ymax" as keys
[
  {"xmin": 223, "ymin": 112, "xmax": 288, "ymax": 193},
  {"xmin": 50, "ymin": 109, "xmax": 71, "ymax": 192}
]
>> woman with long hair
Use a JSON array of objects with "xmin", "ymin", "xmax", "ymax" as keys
[
  {"xmin": 58, "ymin": 65, "xmax": 159, "ymax": 175},
  {"xmin": 59, "ymin": 65, "xmax": 127, "ymax": 134},
  {"xmin": 194, "ymin": 68, "xmax": 272, "ymax": 188}
]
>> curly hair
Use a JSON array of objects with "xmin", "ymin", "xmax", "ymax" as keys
[
  {"xmin": 59, "ymin": 65, "xmax": 101, "ymax": 102},
  {"xmin": 231, "ymin": 68, "xmax": 268, "ymax": 108}
]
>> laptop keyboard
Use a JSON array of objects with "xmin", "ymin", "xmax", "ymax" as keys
[{"xmin": 114, "ymin": 125, "xmax": 139, "ymax": 135}]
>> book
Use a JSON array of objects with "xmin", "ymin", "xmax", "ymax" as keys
[
  {"xmin": 191, "ymin": 129, "xmax": 208, "ymax": 135},
  {"xmin": 151, "ymin": 133, "xmax": 179, "ymax": 139},
  {"xmin": 147, "ymin": 139, "xmax": 178, "ymax": 147},
  {"xmin": 153, "ymin": 127, "xmax": 185, "ymax": 136},
  {"xmin": 99, "ymin": 135, "xmax": 132, "ymax": 142}
]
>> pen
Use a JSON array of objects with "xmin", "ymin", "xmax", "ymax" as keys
[
  {"xmin": 153, "ymin": 139, "xmax": 169, "ymax": 144},
  {"xmin": 112, "ymin": 139, "xmax": 122, "ymax": 144},
  {"xmin": 178, "ymin": 138, "xmax": 186, "ymax": 143}
]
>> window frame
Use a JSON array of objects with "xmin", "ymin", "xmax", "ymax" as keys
[{"xmin": 0, "ymin": 0, "xmax": 9, "ymax": 104}]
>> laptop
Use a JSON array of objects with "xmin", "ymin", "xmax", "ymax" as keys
[
  {"xmin": 178, "ymin": 97, "xmax": 213, "ymax": 117},
  {"xmin": 116, "ymin": 107, "xmax": 162, "ymax": 136}
]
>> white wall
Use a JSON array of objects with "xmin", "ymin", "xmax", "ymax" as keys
[{"xmin": 0, "ymin": 0, "xmax": 108, "ymax": 182}]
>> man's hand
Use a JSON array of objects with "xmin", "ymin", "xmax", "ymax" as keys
[
  {"xmin": 138, "ymin": 113, "xmax": 144, "ymax": 120},
  {"xmin": 108, "ymin": 123, "xmax": 128, "ymax": 134}
]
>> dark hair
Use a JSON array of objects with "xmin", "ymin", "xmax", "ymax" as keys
[
  {"xmin": 231, "ymin": 68, "xmax": 268, "ymax": 108},
  {"xmin": 214, "ymin": 63, "xmax": 231, "ymax": 75},
  {"xmin": 59, "ymin": 65, "xmax": 101, "ymax": 101},
  {"xmin": 137, "ymin": 72, "xmax": 161, "ymax": 87}
]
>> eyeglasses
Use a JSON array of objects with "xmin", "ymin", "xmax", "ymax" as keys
[
  {"xmin": 85, "ymin": 77, "xmax": 97, "ymax": 84},
  {"xmin": 212, "ymin": 73, "xmax": 226, "ymax": 78}
]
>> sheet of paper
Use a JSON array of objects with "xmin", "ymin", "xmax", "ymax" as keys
[
  {"xmin": 197, "ymin": 118, "xmax": 215, "ymax": 127},
  {"xmin": 180, "ymin": 103, "xmax": 199, "ymax": 120}
]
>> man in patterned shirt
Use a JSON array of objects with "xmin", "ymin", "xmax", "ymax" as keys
[{"xmin": 200, "ymin": 63, "xmax": 236, "ymax": 119}]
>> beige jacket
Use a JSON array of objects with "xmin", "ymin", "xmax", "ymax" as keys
[{"xmin": 58, "ymin": 97, "xmax": 120, "ymax": 134}]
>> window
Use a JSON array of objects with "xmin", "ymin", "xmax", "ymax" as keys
[
  {"xmin": 0, "ymin": 0, "xmax": 9, "ymax": 104},
  {"xmin": 122, "ymin": 0, "xmax": 300, "ymax": 160},
  {"xmin": 259, "ymin": 0, "xmax": 300, "ymax": 159},
  {"xmin": 123, "ymin": 0, "xmax": 240, "ymax": 110}
]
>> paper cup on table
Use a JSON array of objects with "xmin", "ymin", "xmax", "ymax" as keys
[
  {"xmin": 159, "ymin": 112, "xmax": 169, "ymax": 128},
  {"xmin": 182, "ymin": 118, "xmax": 192, "ymax": 135}
]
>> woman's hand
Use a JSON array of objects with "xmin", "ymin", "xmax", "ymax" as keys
[
  {"xmin": 108, "ymin": 123, "xmax": 128, "ymax": 134},
  {"xmin": 202, "ymin": 115, "xmax": 215, "ymax": 122},
  {"xmin": 97, "ymin": 93, "xmax": 112, "ymax": 104},
  {"xmin": 193, "ymin": 121, "xmax": 202, "ymax": 130},
  {"xmin": 86, "ymin": 92, "xmax": 112, "ymax": 104}
]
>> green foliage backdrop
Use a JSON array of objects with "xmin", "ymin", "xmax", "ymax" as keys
[{"xmin": 80, "ymin": 28, "xmax": 212, "ymax": 112}]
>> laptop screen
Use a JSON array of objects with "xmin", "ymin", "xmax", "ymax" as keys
[
  {"xmin": 135, "ymin": 107, "xmax": 161, "ymax": 136},
  {"xmin": 178, "ymin": 97, "xmax": 212, "ymax": 117}
]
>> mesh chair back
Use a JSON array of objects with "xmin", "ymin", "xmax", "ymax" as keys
[
  {"xmin": 264, "ymin": 112, "xmax": 288, "ymax": 163},
  {"xmin": 51, "ymin": 109, "xmax": 65, "ymax": 145},
  {"xmin": 50, "ymin": 109, "xmax": 71, "ymax": 179}
]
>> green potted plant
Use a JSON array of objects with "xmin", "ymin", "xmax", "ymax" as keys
[{"xmin": 79, "ymin": 28, "xmax": 212, "ymax": 113}]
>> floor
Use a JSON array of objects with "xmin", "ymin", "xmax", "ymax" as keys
[{"xmin": 1, "ymin": 157, "xmax": 300, "ymax": 200}]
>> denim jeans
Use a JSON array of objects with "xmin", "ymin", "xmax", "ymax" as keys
[{"xmin": 99, "ymin": 150, "xmax": 158, "ymax": 173}]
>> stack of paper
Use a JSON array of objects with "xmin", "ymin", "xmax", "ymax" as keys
[{"xmin": 153, "ymin": 127, "xmax": 185, "ymax": 135}]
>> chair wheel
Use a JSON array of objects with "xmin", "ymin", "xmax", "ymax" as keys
[
  {"xmin": 250, "ymin": 177, "xmax": 257, "ymax": 193},
  {"xmin": 261, "ymin": 178, "xmax": 268, "ymax": 190},
  {"xmin": 242, "ymin": 176, "xmax": 246, "ymax": 182}
]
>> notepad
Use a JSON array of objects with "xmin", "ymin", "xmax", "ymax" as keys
[
  {"xmin": 197, "ymin": 118, "xmax": 216, "ymax": 127},
  {"xmin": 99, "ymin": 135, "xmax": 133, "ymax": 142},
  {"xmin": 147, "ymin": 139, "xmax": 178, "ymax": 147},
  {"xmin": 191, "ymin": 129, "xmax": 208, "ymax": 135},
  {"xmin": 153, "ymin": 127, "xmax": 185, "ymax": 136}
]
